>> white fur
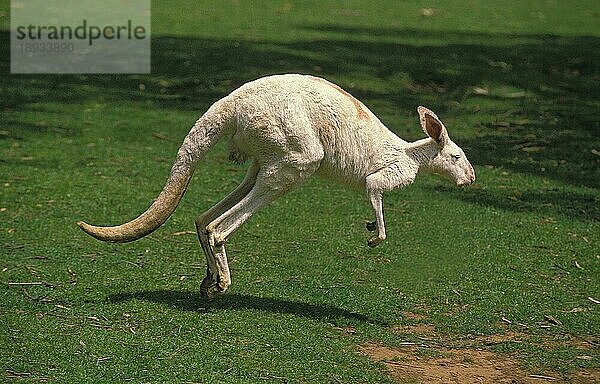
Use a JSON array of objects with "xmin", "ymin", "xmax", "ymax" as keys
[{"xmin": 79, "ymin": 74, "xmax": 476, "ymax": 297}]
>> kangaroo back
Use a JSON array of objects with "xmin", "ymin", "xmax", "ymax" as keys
[{"xmin": 78, "ymin": 97, "xmax": 235, "ymax": 242}]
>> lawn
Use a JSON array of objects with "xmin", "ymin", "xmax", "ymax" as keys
[{"xmin": 1, "ymin": 0, "xmax": 599, "ymax": 383}]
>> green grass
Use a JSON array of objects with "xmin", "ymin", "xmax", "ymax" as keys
[{"xmin": 1, "ymin": 0, "xmax": 599, "ymax": 382}]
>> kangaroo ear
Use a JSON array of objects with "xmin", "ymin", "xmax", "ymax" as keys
[{"xmin": 417, "ymin": 106, "xmax": 448, "ymax": 146}]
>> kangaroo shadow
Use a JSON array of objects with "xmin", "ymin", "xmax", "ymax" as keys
[{"xmin": 107, "ymin": 290, "xmax": 387, "ymax": 326}]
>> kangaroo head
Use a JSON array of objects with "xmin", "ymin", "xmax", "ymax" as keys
[{"xmin": 418, "ymin": 106, "xmax": 476, "ymax": 187}]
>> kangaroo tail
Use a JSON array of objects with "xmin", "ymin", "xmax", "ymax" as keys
[{"xmin": 77, "ymin": 98, "xmax": 235, "ymax": 243}]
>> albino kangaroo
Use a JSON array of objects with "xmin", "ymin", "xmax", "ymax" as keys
[{"xmin": 78, "ymin": 74, "xmax": 475, "ymax": 298}]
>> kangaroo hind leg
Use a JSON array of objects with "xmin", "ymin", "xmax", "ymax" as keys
[
  {"xmin": 205, "ymin": 156, "xmax": 322, "ymax": 296},
  {"xmin": 196, "ymin": 162, "xmax": 260, "ymax": 298}
]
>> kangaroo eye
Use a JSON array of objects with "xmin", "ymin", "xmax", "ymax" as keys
[{"xmin": 451, "ymin": 154, "xmax": 461, "ymax": 160}]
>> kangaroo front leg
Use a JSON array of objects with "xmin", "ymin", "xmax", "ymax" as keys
[
  {"xmin": 367, "ymin": 190, "xmax": 386, "ymax": 247},
  {"xmin": 365, "ymin": 164, "xmax": 414, "ymax": 247}
]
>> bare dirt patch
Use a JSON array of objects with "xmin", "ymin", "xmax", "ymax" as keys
[
  {"xmin": 371, "ymin": 322, "xmax": 599, "ymax": 383},
  {"xmin": 360, "ymin": 342, "xmax": 599, "ymax": 384},
  {"xmin": 571, "ymin": 369, "xmax": 600, "ymax": 383}
]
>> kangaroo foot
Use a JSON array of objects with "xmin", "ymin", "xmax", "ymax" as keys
[
  {"xmin": 200, "ymin": 270, "xmax": 227, "ymax": 299},
  {"xmin": 367, "ymin": 234, "xmax": 385, "ymax": 248}
]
